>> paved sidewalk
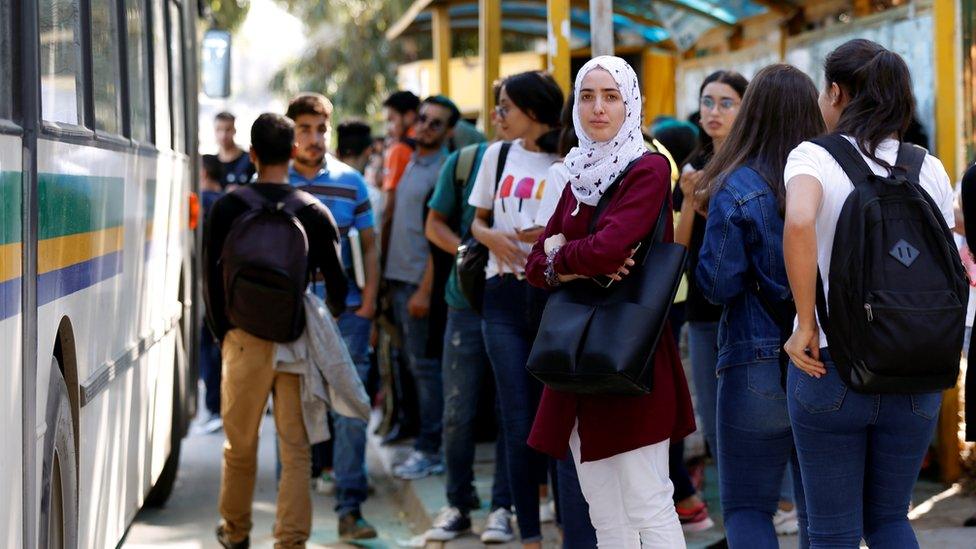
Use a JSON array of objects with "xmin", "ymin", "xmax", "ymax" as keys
[{"xmin": 374, "ymin": 434, "xmax": 976, "ymax": 549}]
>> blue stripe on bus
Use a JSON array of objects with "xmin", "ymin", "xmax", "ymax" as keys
[
  {"xmin": 0, "ymin": 276, "xmax": 21, "ymax": 321},
  {"xmin": 37, "ymin": 251, "xmax": 124, "ymax": 306}
]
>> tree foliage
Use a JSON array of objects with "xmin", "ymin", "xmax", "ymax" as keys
[
  {"xmin": 206, "ymin": 0, "xmax": 250, "ymax": 33},
  {"xmin": 270, "ymin": 0, "xmax": 414, "ymax": 124}
]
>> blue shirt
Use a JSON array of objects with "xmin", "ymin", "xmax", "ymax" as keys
[{"xmin": 290, "ymin": 155, "xmax": 374, "ymax": 307}]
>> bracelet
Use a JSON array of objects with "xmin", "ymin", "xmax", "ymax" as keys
[{"xmin": 544, "ymin": 246, "xmax": 562, "ymax": 287}]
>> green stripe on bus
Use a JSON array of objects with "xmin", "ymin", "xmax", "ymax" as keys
[
  {"xmin": 0, "ymin": 171, "xmax": 21, "ymax": 246},
  {"xmin": 38, "ymin": 174, "xmax": 125, "ymax": 240}
]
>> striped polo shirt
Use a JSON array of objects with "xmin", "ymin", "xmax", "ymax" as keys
[{"xmin": 290, "ymin": 155, "xmax": 374, "ymax": 308}]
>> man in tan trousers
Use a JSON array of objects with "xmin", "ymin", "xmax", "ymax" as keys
[{"xmin": 203, "ymin": 113, "xmax": 347, "ymax": 548}]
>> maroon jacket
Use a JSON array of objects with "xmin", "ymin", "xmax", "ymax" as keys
[{"xmin": 525, "ymin": 154, "xmax": 696, "ymax": 463}]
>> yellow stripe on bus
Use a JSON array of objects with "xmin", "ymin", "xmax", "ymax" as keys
[
  {"xmin": 38, "ymin": 226, "xmax": 125, "ymax": 275},
  {"xmin": 0, "ymin": 241, "xmax": 21, "ymax": 283}
]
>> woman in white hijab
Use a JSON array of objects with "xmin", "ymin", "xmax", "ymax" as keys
[{"xmin": 525, "ymin": 56, "xmax": 695, "ymax": 548}]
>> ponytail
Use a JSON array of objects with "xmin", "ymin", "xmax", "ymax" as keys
[{"xmin": 826, "ymin": 39, "xmax": 915, "ymax": 168}]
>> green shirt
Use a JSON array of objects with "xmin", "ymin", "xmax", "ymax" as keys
[{"xmin": 427, "ymin": 142, "xmax": 488, "ymax": 309}]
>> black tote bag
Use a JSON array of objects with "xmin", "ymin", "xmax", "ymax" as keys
[{"xmin": 526, "ymin": 156, "xmax": 687, "ymax": 395}]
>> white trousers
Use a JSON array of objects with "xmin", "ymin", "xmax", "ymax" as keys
[{"xmin": 569, "ymin": 426, "xmax": 686, "ymax": 549}]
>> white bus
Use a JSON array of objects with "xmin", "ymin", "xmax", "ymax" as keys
[{"xmin": 2, "ymin": 0, "xmax": 200, "ymax": 546}]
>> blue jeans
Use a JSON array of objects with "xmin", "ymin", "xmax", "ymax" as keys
[
  {"xmin": 442, "ymin": 307, "xmax": 512, "ymax": 512},
  {"xmin": 390, "ymin": 281, "xmax": 443, "ymax": 454},
  {"xmin": 556, "ymin": 455, "xmax": 597, "ymax": 548},
  {"xmin": 718, "ymin": 361, "xmax": 808, "ymax": 549},
  {"xmin": 200, "ymin": 325, "xmax": 222, "ymax": 416},
  {"xmin": 482, "ymin": 275, "xmax": 550, "ymax": 543},
  {"xmin": 688, "ymin": 321, "xmax": 720, "ymax": 458},
  {"xmin": 332, "ymin": 311, "xmax": 373, "ymax": 515},
  {"xmin": 788, "ymin": 351, "xmax": 941, "ymax": 548}
]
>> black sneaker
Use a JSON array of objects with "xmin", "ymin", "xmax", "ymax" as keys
[
  {"xmin": 338, "ymin": 511, "xmax": 378, "ymax": 540},
  {"xmin": 425, "ymin": 507, "xmax": 471, "ymax": 541},
  {"xmin": 216, "ymin": 524, "xmax": 250, "ymax": 548}
]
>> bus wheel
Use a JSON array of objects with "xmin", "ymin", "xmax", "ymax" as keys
[
  {"xmin": 144, "ymin": 361, "xmax": 182, "ymax": 508},
  {"xmin": 40, "ymin": 359, "xmax": 78, "ymax": 549}
]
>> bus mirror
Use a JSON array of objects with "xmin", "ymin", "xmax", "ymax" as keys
[{"xmin": 201, "ymin": 29, "xmax": 232, "ymax": 98}]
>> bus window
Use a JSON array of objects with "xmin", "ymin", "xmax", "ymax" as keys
[
  {"xmin": 125, "ymin": 0, "xmax": 151, "ymax": 142},
  {"xmin": 0, "ymin": 2, "xmax": 10, "ymax": 120},
  {"xmin": 39, "ymin": 0, "xmax": 84, "ymax": 125},
  {"xmin": 168, "ymin": 1, "xmax": 186, "ymax": 153},
  {"xmin": 91, "ymin": 0, "xmax": 123, "ymax": 134},
  {"xmin": 152, "ymin": 0, "xmax": 171, "ymax": 147}
]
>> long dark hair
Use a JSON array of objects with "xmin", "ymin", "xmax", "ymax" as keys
[
  {"xmin": 557, "ymin": 91, "xmax": 577, "ymax": 157},
  {"xmin": 692, "ymin": 70, "xmax": 749, "ymax": 165},
  {"xmin": 502, "ymin": 70, "xmax": 564, "ymax": 154},
  {"xmin": 699, "ymin": 64, "xmax": 826, "ymax": 211},
  {"xmin": 825, "ymin": 39, "xmax": 915, "ymax": 169}
]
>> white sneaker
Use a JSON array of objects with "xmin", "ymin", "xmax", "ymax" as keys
[
  {"xmin": 314, "ymin": 472, "xmax": 336, "ymax": 496},
  {"xmin": 481, "ymin": 508, "xmax": 515, "ymax": 544},
  {"xmin": 192, "ymin": 413, "xmax": 223, "ymax": 435},
  {"xmin": 774, "ymin": 508, "xmax": 799, "ymax": 536},
  {"xmin": 539, "ymin": 499, "xmax": 555, "ymax": 524},
  {"xmin": 426, "ymin": 507, "xmax": 471, "ymax": 541}
]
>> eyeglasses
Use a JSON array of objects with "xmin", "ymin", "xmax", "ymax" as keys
[
  {"xmin": 700, "ymin": 96, "xmax": 739, "ymax": 113},
  {"xmin": 417, "ymin": 113, "xmax": 446, "ymax": 131},
  {"xmin": 494, "ymin": 105, "xmax": 509, "ymax": 119}
]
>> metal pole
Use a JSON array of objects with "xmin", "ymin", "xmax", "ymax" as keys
[{"xmin": 589, "ymin": 0, "xmax": 614, "ymax": 57}]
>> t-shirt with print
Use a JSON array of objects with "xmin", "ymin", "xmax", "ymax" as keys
[
  {"xmin": 217, "ymin": 150, "xmax": 256, "ymax": 188},
  {"xmin": 290, "ymin": 155, "xmax": 374, "ymax": 308},
  {"xmin": 468, "ymin": 139, "xmax": 558, "ymax": 278},
  {"xmin": 428, "ymin": 142, "xmax": 488, "ymax": 309},
  {"xmin": 784, "ymin": 135, "xmax": 955, "ymax": 347},
  {"xmin": 534, "ymin": 161, "xmax": 570, "ymax": 228}
]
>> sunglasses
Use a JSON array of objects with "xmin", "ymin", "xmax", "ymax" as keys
[{"xmin": 417, "ymin": 113, "xmax": 446, "ymax": 131}]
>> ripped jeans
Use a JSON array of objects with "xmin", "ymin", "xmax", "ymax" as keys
[{"xmin": 442, "ymin": 307, "xmax": 512, "ymax": 512}]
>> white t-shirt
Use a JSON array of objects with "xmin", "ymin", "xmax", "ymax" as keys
[
  {"xmin": 534, "ymin": 161, "xmax": 570, "ymax": 228},
  {"xmin": 468, "ymin": 139, "xmax": 558, "ymax": 277},
  {"xmin": 784, "ymin": 136, "xmax": 955, "ymax": 346}
]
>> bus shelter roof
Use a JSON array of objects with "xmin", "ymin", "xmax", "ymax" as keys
[{"xmin": 387, "ymin": 0, "xmax": 797, "ymax": 51}]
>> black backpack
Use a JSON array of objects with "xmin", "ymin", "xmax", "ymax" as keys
[
  {"xmin": 813, "ymin": 134, "xmax": 967, "ymax": 393},
  {"xmin": 221, "ymin": 185, "xmax": 318, "ymax": 343}
]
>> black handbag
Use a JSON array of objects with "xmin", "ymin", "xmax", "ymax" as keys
[
  {"xmin": 457, "ymin": 142, "xmax": 511, "ymax": 314},
  {"xmin": 526, "ymin": 154, "xmax": 687, "ymax": 395}
]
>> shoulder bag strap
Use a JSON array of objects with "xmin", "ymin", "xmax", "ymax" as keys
[
  {"xmin": 811, "ymin": 134, "xmax": 876, "ymax": 188},
  {"xmin": 494, "ymin": 142, "xmax": 512, "ymax": 216}
]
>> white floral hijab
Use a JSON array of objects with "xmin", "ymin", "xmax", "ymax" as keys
[{"xmin": 564, "ymin": 56, "xmax": 646, "ymax": 210}]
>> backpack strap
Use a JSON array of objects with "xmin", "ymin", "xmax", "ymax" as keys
[
  {"xmin": 279, "ymin": 189, "xmax": 319, "ymax": 217},
  {"xmin": 233, "ymin": 184, "xmax": 268, "ymax": 210},
  {"xmin": 811, "ymin": 134, "xmax": 876, "ymax": 187},
  {"xmin": 455, "ymin": 144, "xmax": 480, "ymax": 190},
  {"xmin": 589, "ymin": 153, "xmax": 669, "ymax": 246},
  {"xmin": 894, "ymin": 142, "xmax": 927, "ymax": 185}
]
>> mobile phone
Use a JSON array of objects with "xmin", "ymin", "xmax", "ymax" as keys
[{"xmin": 592, "ymin": 242, "xmax": 642, "ymax": 288}]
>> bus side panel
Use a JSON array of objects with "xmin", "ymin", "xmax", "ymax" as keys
[
  {"xmin": 0, "ymin": 134, "xmax": 25, "ymax": 548},
  {"xmin": 34, "ymin": 140, "xmax": 178, "ymax": 548}
]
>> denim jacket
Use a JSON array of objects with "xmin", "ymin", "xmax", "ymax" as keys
[{"xmin": 695, "ymin": 165, "xmax": 791, "ymax": 372}]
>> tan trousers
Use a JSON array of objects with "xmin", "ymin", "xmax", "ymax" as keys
[{"xmin": 219, "ymin": 329, "xmax": 311, "ymax": 548}]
